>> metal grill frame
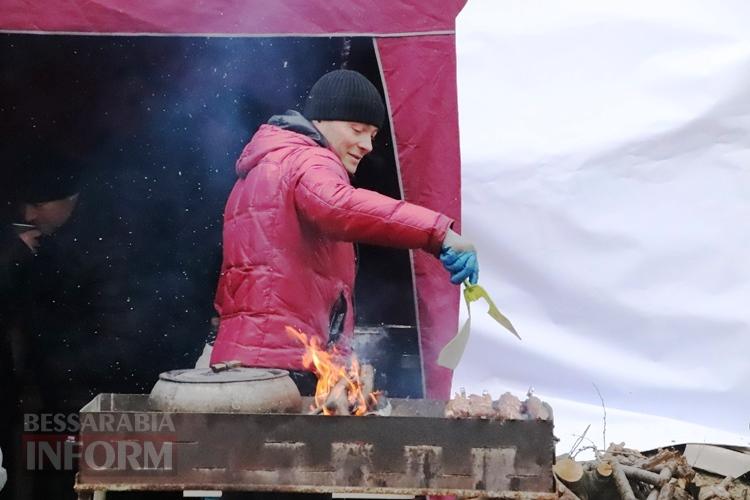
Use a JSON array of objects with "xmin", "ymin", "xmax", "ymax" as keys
[{"xmin": 75, "ymin": 394, "xmax": 556, "ymax": 499}]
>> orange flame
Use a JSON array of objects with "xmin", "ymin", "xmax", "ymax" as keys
[{"xmin": 286, "ymin": 326, "xmax": 374, "ymax": 416}]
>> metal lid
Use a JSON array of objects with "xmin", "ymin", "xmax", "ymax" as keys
[{"xmin": 158, "ymin": 367, "xmax": 290, "ymax": 384}]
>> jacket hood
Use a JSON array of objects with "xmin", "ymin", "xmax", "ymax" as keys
[{"xmin": 236, "ymin": 110, "xmax": 328, "ymax": 178}]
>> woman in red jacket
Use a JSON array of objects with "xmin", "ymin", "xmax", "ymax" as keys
[{"xmin": 211, "ymin": 70, "xmax": 477, "ymax": 394}]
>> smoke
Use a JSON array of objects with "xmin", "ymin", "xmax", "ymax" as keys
[
  {"xmin": 2, "ymin": 34, "xmax": 341, "ymax": 371},
  {"xmin": 2, "ymin": 34, "xmax": 420, "ymax": 384}
]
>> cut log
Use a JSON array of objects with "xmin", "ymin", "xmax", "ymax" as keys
[
  {"xmin": 554, "ymin": 456, "xmax": 586, "ymax": 499},
  {"xmin": 656, "ymin": 482, "xmax": 691, "ymax": 500},
  {"xmin": 588, "ymin": 470, "xmax": 620, "ymax": 500},
  {"xmin": 698, "ymin": 476, "xmax": 734, "ymax": 500},
  {"xmin": 646, "ymin": 452, "xmax": 694, "ymax": 481},
  {"xmin": 555, "ymin": 476, "xmax": 584, "ymax": 500},
  {"xmin": 597, "ymin": 462, "xmax": 613, "ymax": 478},
  {"xmin": 620, "ymin": 464, "xmax": 668, "ymax": 486},
  {"xmin": 360, "ymin": 363, "xmax": 375, "ymax": 407},
  {"xmin": 603, "ymin": 443, "xmax": 644, "ymax": 467},
  {"xmin": 555, "ymin": 458, "xmax": 584, "ymax": 484},
  {"xmin": 611, "ymin": 462, "xmax": 637, "ymax": 500},
  {"xmin": 642, "ymin": 449, "xmax": 680, "ymax": 471},
  {"xmin": 554, "ymin": 459, "xmax": 619, "ymax": 500},
  {"xmin": 554, "ymin": 446, "xmax": 698, "ymax": 500},
  {"xmin": 323, "ymin": 376, "xmax": 349, "ymax": 415}
]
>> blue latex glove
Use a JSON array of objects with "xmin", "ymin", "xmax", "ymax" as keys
[{"xmin": 440, "ymin": 246, "xmax": 479, "ymax": 285}]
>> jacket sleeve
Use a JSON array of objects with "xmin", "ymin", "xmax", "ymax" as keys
[
  {"xmin": 293, "ymin": 159, "xmax": 453, "ymax": 255},
  {"xmin": 0, "ymin": 226, "xmax": 33, "ymax": 312}
]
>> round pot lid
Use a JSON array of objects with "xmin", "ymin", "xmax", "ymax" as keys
[{"xmin": 158, "ymin": 367, "xmax": 291, "ymax": 384}]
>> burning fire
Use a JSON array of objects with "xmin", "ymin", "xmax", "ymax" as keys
[{"xmin": 286, "ymin": 326, "xmax": 380, "ymax": 416}]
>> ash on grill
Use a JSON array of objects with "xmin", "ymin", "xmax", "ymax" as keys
[{"xmin": 445, "ymin": 388, "xmax": 553, "ymax": 421}]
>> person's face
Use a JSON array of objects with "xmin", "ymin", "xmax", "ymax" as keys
[
  {"xmin": 23, "ymin": 194, "xmax": 79, "ymax": 235},
  {"xmin": 313, "ymin": 120, "xmax": 378, "ymax": 175}
]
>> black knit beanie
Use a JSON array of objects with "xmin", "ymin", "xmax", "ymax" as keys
[
  {"xmin": 17, "ymin": 150, "xmax": 81, "ymax": 203},
  {"xmin": 303, "ymin": 70, "xmax": 385, "ymax": 128}
]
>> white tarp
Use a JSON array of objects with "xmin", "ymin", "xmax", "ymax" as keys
[{"xmin": 454, "ymin": 0, "xmax": 750, "ymax": 456}]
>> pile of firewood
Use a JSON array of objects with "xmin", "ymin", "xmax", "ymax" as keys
[
  {"xmin": 444, "ymin": 389, "xmax": 552, "ymax": 421},
  {"xmin": 555, "ymin": 443, "xmax": 743, "ymax": 500}
]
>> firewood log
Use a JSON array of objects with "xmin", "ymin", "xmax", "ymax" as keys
[
  {"xmin": 620, "ymin": 464, "xmax": 668, "ymax": 486},
  {"xmin": 645, "ymin": 451, "xmax": 694, "ymax": 482},
  {"xmin": 698, "ymin": 476, "xmax": 734, "ymax": 500},
  {"xmin": 360, "ymin": 363, "xmax": 375, "ymax": 409},
  {"xmin": 554, "ymin": 458, "xmax": 619, "ymax": 500},
  {"xmin": 603, "ymin": 443, "xmax": 644, "ymax": 467},
  {"xmin": 656, "ymin": 482, "xmax": 691, "ymax": 500},
  {"xmin": 323, "ymin": 377, "xmax": 350, "ymax": 415},
  {"xmin": 596, "ymin": 462, "xmax": 613, "ymax": 478},
  {"xmin": 555, "ymin": 476, "xmax": 584, "ymax": 500},
  {"xmin": 642, "ymin": 449, "xmax": 680, "ymax": 471},
  {"xmin": 555, "ymin": 458, "xmax": 587, "ymax": 499},
  {"xmin": 611, "ymin": 462, "xmax": 637, "ymax": 500},
  {"xmin": 555, "ymin": 458, "xmax": 584, "ymax": 483}
]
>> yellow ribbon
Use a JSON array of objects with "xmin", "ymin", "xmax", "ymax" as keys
[{"xmin": 437, "ymin": 280, "xmax": 520, "ymax": 369}]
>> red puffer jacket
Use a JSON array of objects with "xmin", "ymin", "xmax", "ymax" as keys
[{"xmin": 211, "ymin": 112, "xmax": 453, "ymax": 371}]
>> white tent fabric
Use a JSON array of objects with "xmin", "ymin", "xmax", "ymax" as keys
[{"xmin": 454, "ymin": 0, "xmax": 750, "ymax": 457}]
